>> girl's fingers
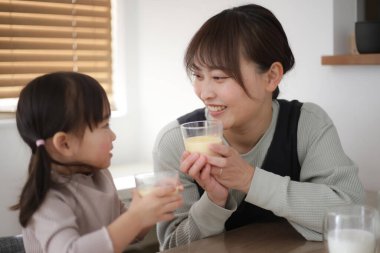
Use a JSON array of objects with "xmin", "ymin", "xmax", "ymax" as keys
[
  {"xmin": 154, "ymin": 186, "xmax": 178, "ymax": 197},
  {"xmin": 161, "ymin": 198, "xmax": 183, "ymax": 213},
  {"xmin": 176, "ymin": 184, "xmax": 184, "ymax": 192},
  {"xmin": 158, "ymin": 213, "xmax": 175, "ymax": 222},
  {"xmin": 131, "ymin": 188, "xmax": 142, "ymax": 200}
]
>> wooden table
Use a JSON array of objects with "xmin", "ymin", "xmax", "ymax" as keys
[
  {"xmin": 161, "ymin": 191, "xmax": 379, "ymax": 253},
  {"xmin": 161, "ymin": 221, "xmax": 327, "ymax": 253}
]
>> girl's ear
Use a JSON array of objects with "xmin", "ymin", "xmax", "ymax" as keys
[
  {"xmin": 51, "ymin": 132, "xmax": 75, "ymax": 157},
  {"xmin": 265, "ymin": 62, "xmax": 283, "ymax": 93}
]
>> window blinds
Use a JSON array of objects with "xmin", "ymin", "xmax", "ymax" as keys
[{"xmin": 0, "ymin": 0, "xmax": 113, "ymax": 104}]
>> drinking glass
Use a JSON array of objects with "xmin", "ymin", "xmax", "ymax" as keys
[
  {"xmin": 323, "ymin": 205, "xmax": 378, "ymax": 253},
  {"xmin": 134, "ymin": 170, "xmax": 179, "ymax": 197},
  {"xmin": 180, "ymin": 120, "xmax": 223, "ymax": 155}
]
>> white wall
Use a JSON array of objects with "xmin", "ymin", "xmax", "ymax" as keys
[
  {"xmin": 1, "ymin": 0, "xmax": 379, "ymax": 236},
  {"xmin": 134, "ymin": 0, "xmax": 380, "ymax": 192}
]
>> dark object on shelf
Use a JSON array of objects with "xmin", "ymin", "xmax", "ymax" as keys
[{"xmin": 355, "ymin": 21, "xmax": 380, "ymax": 53}]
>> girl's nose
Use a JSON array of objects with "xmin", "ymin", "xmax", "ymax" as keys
[{"xmin": 111, "ymin": 129, "xmax": 116, "ymax": 141}]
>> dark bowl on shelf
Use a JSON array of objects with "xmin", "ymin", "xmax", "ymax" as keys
[{"xmin": 355, "ymin": 21, "xmax": 380, "ymax": 54}]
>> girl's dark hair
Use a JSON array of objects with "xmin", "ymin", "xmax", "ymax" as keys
[
  {"xmin": 184, "ymin": 4, "xmax": 295, "ymax": 99},
  {"xmin": 11, "ymin": 71, "xmax": 111, "ymax": 227}
]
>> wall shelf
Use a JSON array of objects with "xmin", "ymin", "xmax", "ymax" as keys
[{"xmin": 321, "ymin": 54, "xmax": 380, "ymax": 65}]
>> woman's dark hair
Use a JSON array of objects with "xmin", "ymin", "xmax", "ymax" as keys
[
  {"xmin": 184, "ymin": 4, "xmax": 295, "ymax": 99},
  {"xmin": 11, "ymin": 71, "xmax": 111, "ymax": 227}
]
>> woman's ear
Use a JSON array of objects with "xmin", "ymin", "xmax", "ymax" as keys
[
  {"xmin": 265, "ymin": 62, "xmax": 283, "ymax": 92},
  {"xmin": 51, "ymin": 132, "xmax": 75, "ymax": 157}
]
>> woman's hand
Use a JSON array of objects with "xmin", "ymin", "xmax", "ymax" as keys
[
  {"xmin": 207, "ymin": 143, "xmax": 255, "ymax": 193},
  {"xmin": 180, "ymin": 151, "xmax": 228, "ymax": 207}
]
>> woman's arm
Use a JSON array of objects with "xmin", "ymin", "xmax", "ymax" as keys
[
  {"xmin": 245, "ymin": 103, "xmax": 365, "ymax": 240},
  {"xmin": 153, "ymin": 122, "xmax": 237, "ymax": 249}
]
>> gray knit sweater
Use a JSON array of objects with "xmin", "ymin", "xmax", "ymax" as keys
[
  {"xmin": 153, "ymin": 100, "xmax": 365, "ymax": 250},
  {"xmin": 22, "ymin": 169, "xmax": 125, "ymax": 253}
]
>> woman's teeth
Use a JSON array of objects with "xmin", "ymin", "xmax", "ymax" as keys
[{"xmin": 208, "ymin": 105, "xmax": 226, "ymax": 112}]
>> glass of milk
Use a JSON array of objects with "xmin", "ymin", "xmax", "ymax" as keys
[
  {"xmin": 180, "ymin": 120, "xmax": 223, "ymax": 156},
  {"xmin": 134, "ymin": 170, "xmax": 179, "ymax": 197},
  {"xmin": 323, "ymin": 205, "xmax": 378, "ymax": 253}
]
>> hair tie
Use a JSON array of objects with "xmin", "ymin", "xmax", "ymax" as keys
[{"xmin": 36, "ymin": 139, "xmax": 45, "ymax": 147}]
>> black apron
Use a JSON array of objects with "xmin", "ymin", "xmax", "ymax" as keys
[{"xmin": 177, "ymin": 99, "xmax": 303, "ymax": 231}]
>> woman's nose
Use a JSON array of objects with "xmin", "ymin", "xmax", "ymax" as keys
[{"xmin": 199, "ymin": 79, "xmax": 215, "ymax": 100}]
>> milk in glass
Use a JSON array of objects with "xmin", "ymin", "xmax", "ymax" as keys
[
  {"xmin": 184, "ymin": 135, "xmax": 222, "ymax": 155},
  {"xmin": 327, "ymin": 229, "xmax": 376, "ymax": 253}
]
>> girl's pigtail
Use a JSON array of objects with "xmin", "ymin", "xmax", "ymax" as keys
[{"xmin": 11, "ymin": 141, "xmax": 53, "ymax": 227}]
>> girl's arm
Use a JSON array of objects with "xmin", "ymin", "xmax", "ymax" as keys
[{"xmin": 108, "ymin": 188, "xmax": 183, "ymax": 253}]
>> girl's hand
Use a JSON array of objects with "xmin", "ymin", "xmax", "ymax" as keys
[
  {"xmin": 108, "ymin": 187, "xmax": 182, "ymax": 253},
  {"xmin": 180, "ymin": 151, "xmax": 228, "ymax": 207},
  {"xmin": 207, "ymin": 143, "xmax": 255, "ymax": 193},
  {"xmin": 128, "ymin": 186, "xmax": 183, "ymax": 228}
]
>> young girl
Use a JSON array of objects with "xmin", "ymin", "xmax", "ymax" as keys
[{"xmin": 12, "ymin": 72, "xmax": 183, "ymax": 253}]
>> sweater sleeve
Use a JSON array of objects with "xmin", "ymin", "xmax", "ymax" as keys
[
  {"xmin": 245, "ymin": 102, "xmax": 365, "ymax": 240},
  {"xmin": 25, "ymin": 192, "xmax": 114, "ymax": 253},
  {"xmin": 153, "ymin": 121, "xmax": 237, "ymax": 250}
]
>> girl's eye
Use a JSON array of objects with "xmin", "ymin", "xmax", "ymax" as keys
[{"xmin": 100, "ymin": 121, "xmax": 110, "ymax": 129}]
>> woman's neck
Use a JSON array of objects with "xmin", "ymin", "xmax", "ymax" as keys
[{"xmin": 224, "ymin": 103, "xmax": 273, "ymax": 154}]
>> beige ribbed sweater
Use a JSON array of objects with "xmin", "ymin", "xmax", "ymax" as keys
[
  {"xmin": 153, "ymin": 100, "xmax": 365, "ymax": 250},
  {"xmin": 22, "ymin": 169, "xmax": 126, "ymax": 253}
]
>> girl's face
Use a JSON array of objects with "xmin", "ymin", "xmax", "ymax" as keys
[
  {"xmin": 71, "ymin": 118, "xmax": 116, "ymax": 170},
  {"xmin": 192, "ymin": 57, "xmax": 273, "ymax": 132}
]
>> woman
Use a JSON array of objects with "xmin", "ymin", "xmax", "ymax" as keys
[{"xmin": 153, "ymin": 4, "xmax": 364, "ymax": 250}]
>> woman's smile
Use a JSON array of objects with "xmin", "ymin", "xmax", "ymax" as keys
[{"xmin": 207, "ymin": 104, "xmax": 227, "ymax": 117}]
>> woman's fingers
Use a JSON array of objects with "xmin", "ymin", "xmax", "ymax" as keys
[
  {"xmin": 200, "ymin": 163, "xmax": 211, "ymax": 181},
  {"xmin": 180, "ymin": 151, "xmax": 191, "ymax": 162},
  {"xmin": 210, "ymin": 166, "xmax": 222, "ymax": 177},
  {"xmin": 209, "ymin": 143, "xmax": 229, "ymax": 156},
  {"xmin": 180, "ymin": 152, "xmax": 199, "ymax": 173},
  {"xmin": 187, "ymin": 154, "xmax": 207, "ymax": 178}
]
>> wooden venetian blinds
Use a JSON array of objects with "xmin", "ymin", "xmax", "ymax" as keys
[{"xmin": 0, "ymin": 0, "xmax": 113, "ymax": 103}]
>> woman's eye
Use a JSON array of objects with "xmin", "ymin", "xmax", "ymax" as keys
[
  {"xmin": 213, "ymin": 76, "xmax": 228, "ymax": 81},
  {"xmin": 192, "ymin": 73, "xmax": 203, "ymax": 80}
]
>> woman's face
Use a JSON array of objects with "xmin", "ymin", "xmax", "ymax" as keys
[{"xmin": 192, "ymin": 57, "xmax": 273, "ymax": 132}]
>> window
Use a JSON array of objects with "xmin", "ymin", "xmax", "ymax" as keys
[{"xmin": 0, "ymin": 0, "xmax": 113, "ymax": 113}]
